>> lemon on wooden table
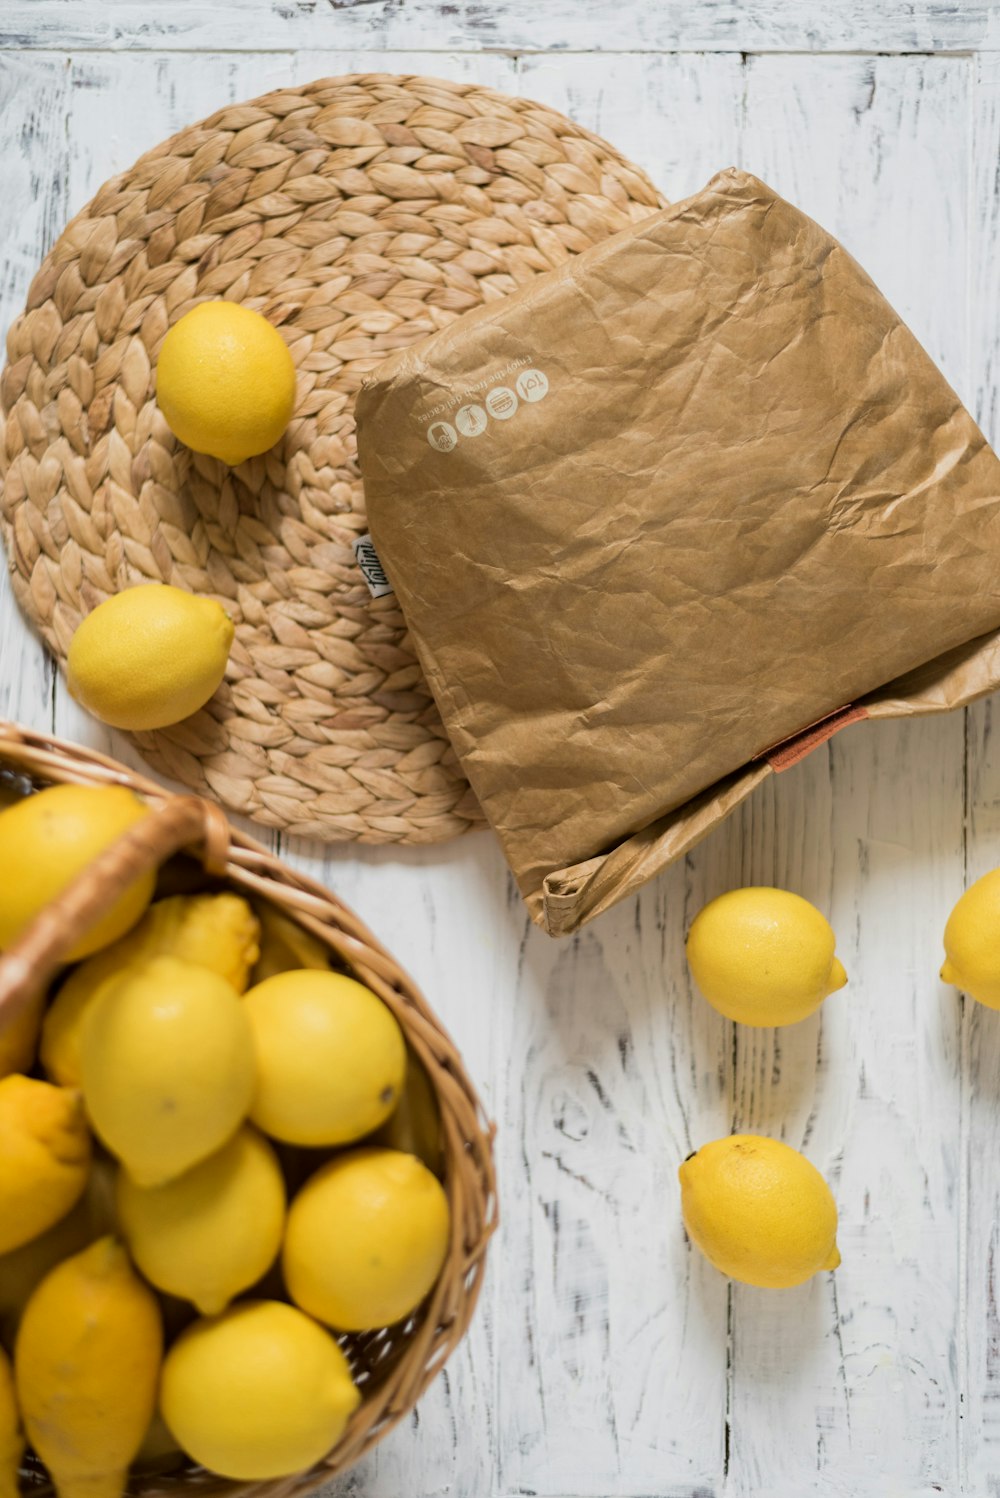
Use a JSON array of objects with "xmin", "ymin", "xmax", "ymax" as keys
[
  {"xmin": 67, "ymin": 584, "xmax": 234, "ymax": 732},
  {"xmin": 679, "ymin": 1135, "xmax": 840, "ymax": 1289},
  {"xmin": 155, "ymin": 300, "xmax": 296, "ymax": 466},
  {"xmin": 0, "ymin": 1345, "xmax": 23, "ymax": 1498},
  {"xmin": 41, "ymin": 892, "xmax": 260, "ymax": 1089},
  {"xmin": 160, "ymin": 1300, "xmax": 359, "ymax": 1481},
  {"xmin": 686, "ymin": 886, "xmax": 846, "ymax": 1027},
  {"xmin": 117, "ymin": 1127, "xmax": 286, "ymax": 1316},
  {"xmin": 15, "ymin": 1237, "xmax": 162, "ymax": 1498},
  {"xmin": 0, "ymin": 784, "xmax": 154, "ymax": 961},
  {"xmin": 0, "ymin": 1076, "xmax": 91, "ymax": 1255},
  {"xmin": 941, "ymin": 868, "xmax": 1000, "ymax": 1008},
  {"xmin": 283, "ymin": 1148, "xmax": 450, "ymax": 1332},
  {"xmin": 244, "ymin": 970, "xmax": 406, "ymax": 1146},
  {"xmin": 81, "ymin": 956, "xmax": 255, "ymax": 1186}
]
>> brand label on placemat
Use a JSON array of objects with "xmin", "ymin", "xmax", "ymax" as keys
[{"xmin": 353, "ymin": 533, "xmax": 394, "ymax": 598}]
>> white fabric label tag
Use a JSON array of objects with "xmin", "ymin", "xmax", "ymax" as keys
[{"xmin": 352, "ymin": 533, "xmax": 394, "ymax": 597}]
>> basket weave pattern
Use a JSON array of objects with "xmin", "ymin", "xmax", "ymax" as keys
[
  {"xmin": 0, "ymin": 74, "xmax": 666, "ymax": 845},
  {"xmin": 0, "ymin": 718, "xmax": 497, "ymax": 1498}
]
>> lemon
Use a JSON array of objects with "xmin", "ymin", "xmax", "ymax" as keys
[
  {"xmin": 160, "ymin": 1300, "xmax": 359, "ymax": 1481},
  {"xmin": 156, "ymin": 301, "xmax": 296, "ymax": 466},
  {"xmin": 0, "ymin": 1077, "xmax": 91, "ymax": 1255},
  {"xmin": 0, "ymin": 1344, "xmax": 23, "ymax": 1498},
  {"xmin": 15, "ymin": 1237, "xmax": 162, "ymax": 1498},
  {"xmin": 941, "ymin": 868, "xmax": 1000, "ymax": 1008},
  {"xmin": 251, "ymin": 901, "xmax": 331, "ymax": 983},
  {"xmin": 686, "ymin": 886, "xmax": 846, "ymax": 1027},
  {"xmin": 283, "ymin": 1148, "xmax": 450, "ymax": 1332},
  {"xmin": 67, "ymin": 584, "xmax": 234, "ymax": 732},
  {"xmin": 81, "ymin": 956, "xmax": 255, "ymax": 1186},
  {"xmin": 0, "ymin": 785, "xmax": 154, "ymax": 961},
  {"xmin": 244, "ymin": 970, "xmax": 405, "ymax": 1147},
  {"xmin": 679, "ymin": 1135, "xmax": 840, "ymax": 1288},
  {"xmin": 117, "ymin": 1127, "xmax": 285, "ymax": 1315},
  {"xmin": 42, "ymin": 893, "xmax": 260, "ymax": 1089},
  {"xmin": 373, "ymin": 1046, "xmax": 445, "ymax": 1177}
]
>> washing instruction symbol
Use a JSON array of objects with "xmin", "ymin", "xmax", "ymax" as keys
[
  {"xmin": 427, "ymin": 421, "xmax": 458, "ymax": 452},
  {"xmin": 515, "ymin": 368, "xmax": 549, "ymax": 402},
  {"xmin": 456, "ymin": 404, "xmax": 487, "ymax": 437}
]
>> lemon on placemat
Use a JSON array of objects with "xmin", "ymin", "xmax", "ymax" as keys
[
  {"xmin": 155, "ymin": 300, "xmax": 296, "ymax": 466},
  {"xmin": 0, "ymin": 784, "xmax": 154, "ymax": 961},
  {"xmin": 81, "ymin": 956, "xmax": 255, "ymax": 1186},
  {"xmin": 244, "ymin": 970, "xmax": 406, "ymax": 1147},
  {"xmin": 283, "ymin": 1148, "xmax": 450, "ymax": 1332},
  {"xmin": 941, "ymin": 867, "xmax": 1000, "ymax": 1008},
  {"xmin": 686, "ymin": 886, "xmax": 846, "ymax": 1027},
  {"xmin": 160, "ymin": 1300, "xmax": 359, "ymax": 1481},
  {"xmin": 116, "ymin": 1127, "xmax": 286, "ymax": 1316},
  {"xmin": 67, "ymin": 584, "xmax": 234, "ymax": 732},
  {"xmin": 679, "ymin": 1135, "xmax": 840, "ymax": 1288}
]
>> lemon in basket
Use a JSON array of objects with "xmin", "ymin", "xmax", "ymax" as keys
[
  {"xmin": 244, "ymin": 970, "xmax": 406, "ymax": 1146},
  {"xmin": 155, "ymin": 300, "xmax": 296, "ymax": 466},
  {"xmin": 0, "ymin": 1076, "xmax": 91, "ymax": 1254},
  {"xmin": 117, "ymin": 1127, "xmax": 286, "ymax": 1316},
  {"xmin": 15, "ymin": 1237, "xmax": 162, "ymax": 1498},
  {"xmin": 160, "ymin": 1300, "xmax": 359, "ymax": 1481},
  {"xmin": 0, "ymin": 784, "xmax": 154, "ymax": 961},
  {"xmin": 67, "ymin": 584, "xmax": 234, "ymax": 732},
  {"xmin": 686, "ymin": 886, "xmax": 847, "ymax": 1027},
  {"xmin": 679, "ymin": 1135, "xmax": 840, "ymax": 1288},
  {"xmin": 81, "ymin": 956, "xmax": 255, "ymax": 1186},
  {"xmin": 283, "ymin": 1148, "xmax": 450, "ymax": 1331}
]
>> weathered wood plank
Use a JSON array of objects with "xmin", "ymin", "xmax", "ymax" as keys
[
  {"xmin": 724, "ymin": 53, "xmax": 970, "ymax": 1497},
  {"xmin": 0, "ymin": 0, "xmax": 996, "ymax": 56},
  {"xmin": 959, "ymin": 45, "xmax": 1000, "ymax": 1498}
]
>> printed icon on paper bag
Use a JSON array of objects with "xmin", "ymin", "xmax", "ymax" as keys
[
  {"xmin": 427, "ymin": 421, "xmax": 458, "ymax": 452},
  {"xmin": 352, "ymin": 534, "xmax": 394, "ymax": 599},
  {"xmin": 455, "ymin": 404, "xmax": 488, "ymax": 438},
  {"xmin": 485, "ymin": 387, "xmax": 518, "ymax": 420},
  {"xmin": 515, "ymin": 368, "xmax": 549, "ymax": 403}
]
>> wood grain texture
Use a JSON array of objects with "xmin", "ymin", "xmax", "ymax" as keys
[
  {"xmin": 0, "ymin": 13, "xmax": 999, "ymax": 1498},
  {"xmin": 0, "ymin": 0, "xmax": 997, "ymax": 55}
]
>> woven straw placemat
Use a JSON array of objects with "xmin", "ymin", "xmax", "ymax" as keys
[{"xmin": 0, "ymin": 74, "xmax": 667, "ymax": 844}]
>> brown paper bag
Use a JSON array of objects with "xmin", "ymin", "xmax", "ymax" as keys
[{"xmin": 356, "ymin": 169, "xmax": 1000, "ymax": 935}]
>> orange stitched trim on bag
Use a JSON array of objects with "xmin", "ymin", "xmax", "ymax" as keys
[{"xmin": 763, "ymin": 704, "xmax": 869, "ymax": 772}]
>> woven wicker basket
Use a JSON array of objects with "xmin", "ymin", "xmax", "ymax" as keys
[{"xmin": 0, "ymin": 718, "xmax": 496, "ymax": 1498}]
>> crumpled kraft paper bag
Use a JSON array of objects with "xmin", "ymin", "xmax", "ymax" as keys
[{"xmin": 356, "ymin": 168, "xmax": 1000, "ymax": 935}]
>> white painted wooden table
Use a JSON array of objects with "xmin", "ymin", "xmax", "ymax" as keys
[{"xmin": 3, "ymin": 4, "xmax": 1000, "ymax": 1494}]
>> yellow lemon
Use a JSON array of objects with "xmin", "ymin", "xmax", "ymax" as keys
[
  {"xmin": 244, "ymin": 970, "xmax": 405, "ymax": 1147},
  {"xmin": 679, "ymin": 1135, "xmax": 840, "ymax": 1288},
  {"xmin": 0, "ymin": 1077, "xmax": 91, "ymax": 1254},
  {"xmin": 42, "ymin": 893, "xmax": 260, "ymax": 1089},
  {"xmin": 67, "ymin": 585, "xmax": 234, "ymax": 732},
  {"xmin": 117, "ymin": 1127, "xmax": 285, "ymax": 1315},
  {"xmin": 81, "ymin": 956, "xmax": 255, "ymax": 1186},
  {"xmin": 0, "ymin": 785, "xmax": 154, "ymax": 961},
  {"xmin": 0, "ymin": 1345, "xmax": 22, "ymax": 1498},
  {"xmin": 160, "ymin": 1300, "xmax": 359, "ymax": 1481},
  {"xmin": 15, "ymin": 1237, "xmax": 162, "ymax": 1498},
  {"xmin": 941, "ymin": 868, "xmax": 1000, "ymax": 1008},
  {"xmin": 686, "ymin": 886, "xmax": 846, "ymax": 1027},
  {"xmin": 283, "ymin": 1148, "xmax": 450, "ymax": 1332},
  {"xmin": 251, "ymin": 901, "xmax": 331, "ymax": 983},
  {"xmin": 156, "ymin": 301, "xmax": 296, "ymax": 466},
  {"xmin": 373, "ymin": 1047, "xmax": 445, "ymax": 1177}
]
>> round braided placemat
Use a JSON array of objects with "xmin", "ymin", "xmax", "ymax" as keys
[{"xmin": 0, "ymin": 74, "xmax": 667, "ymax": 844}]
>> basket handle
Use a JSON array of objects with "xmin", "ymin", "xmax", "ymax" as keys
[{"xmin": 0, "ymin": 794, "xmax": 231, "ymax": 1032}]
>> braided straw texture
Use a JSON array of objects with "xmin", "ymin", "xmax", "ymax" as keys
[
  {"xmin": 0, "ymin": 717, "xmax": 497, "ymax": 1498},
  {"xmin": 0, "ymin": 74, "xmax": 667, "ymax": 845}
]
